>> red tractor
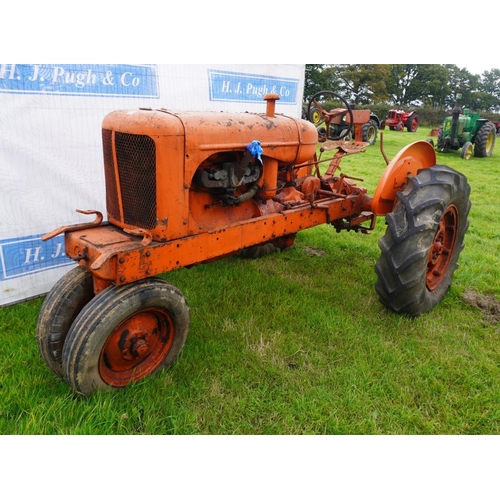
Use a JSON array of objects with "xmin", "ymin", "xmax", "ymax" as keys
[{"xmin": 381, "ymin": 109, "xmax": 419, "ymax": 132}]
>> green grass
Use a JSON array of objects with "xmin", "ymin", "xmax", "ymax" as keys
[{"xmin": 1, "ymin": 126, "xmax": 499, "ymax": 435}]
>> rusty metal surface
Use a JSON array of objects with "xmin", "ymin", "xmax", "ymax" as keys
[
  {"xmin": 64, "ymin": 188, "xmax": 368, "ymax": 288},
  {"xmin": 371, "ymin": 140, "xmax": 437, "ymax": 215},
  {"xmin": 44, "ymin": 96, "xmax": 436, "ymax": 296}
]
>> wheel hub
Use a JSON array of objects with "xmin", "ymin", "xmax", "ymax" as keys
[
  {"xmin": 99, "ymin": 308, "xmax": 174, "ymax": 387},
  {"xmin": 426, "ymin": 205, "xmax": 458, "ymax": 291},
  {"xmin": 121, "ymin": 332, "xmax": 151, "ymax": 360}
]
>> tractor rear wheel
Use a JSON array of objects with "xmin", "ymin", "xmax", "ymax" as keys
[
  {"xmin": 238, "ymin": 233, "xmax": 296, "ymax": 258},
  {"xmin": 375, "ymin": 165, "xmax": 470, "ymax": 316},
  {"xmin": 362, "ymin": 120, "xmax": 378, "ymax": 145},
  {"xmin": 37, "ymin": 266, "xmax": 94, "ymax": 376},
  {"xmin": 474, "ymin": 121, "xmax": 496, "ymax": 157},
  {"xmin": 62, "ymin": 278, "xmax": 190, "ymax": 397},
  {"xmin": 406, "ymin": 114, "xmax": 419, "ymax": 132}
]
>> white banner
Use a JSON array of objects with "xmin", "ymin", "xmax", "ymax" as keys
[{"xmin": 0, "ymin": 64, "xmax": 306, "ymax": 306}]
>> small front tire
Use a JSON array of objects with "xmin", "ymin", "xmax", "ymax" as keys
[
  {"xmin": 460, "ymin": 141, "xmax": 473, "ymax": 159},
  {"xmin": 62, "ymin": 278, "xmax": 190, "ymax": 397},
  {"xmin": 37, "ymin": 266, "xmax": 94, "ymax": 377}
]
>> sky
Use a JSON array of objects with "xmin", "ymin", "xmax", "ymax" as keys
[
  {"xmin": 4, "ymin": 2, "xmax": 498, "ymax": 79},
  {"xmin": 4, "ymin": 2, "xmax": 498, "ymax": 75}
]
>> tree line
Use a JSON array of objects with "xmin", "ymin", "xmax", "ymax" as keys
[{"xmin": 305, "ymin": 64, "xmax": 500, "ymax": 113}]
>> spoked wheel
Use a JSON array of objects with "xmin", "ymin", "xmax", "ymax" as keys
[
  {"xmin": 37, "ymin": 266, "xmax": 94, "ymax": 376},
  {"xmin": 375, "ymin": 165, "xmax": 471, "ymax": 316},
  {"xmin": 307, "ymin": 91, "xmax": 354, "ymax": 141},
  {"xmin": 62, "ymin": 278, "xmax": 190, "ymax": 397}
]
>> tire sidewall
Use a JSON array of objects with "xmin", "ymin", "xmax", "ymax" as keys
[
  {"xmin": 375, "ymin": 165, "xmax": 470, "ymax": 316},
  {"xmin": 62, "ymin": 278, "xmax": 190, "ymax": 396},
  {"xmin": 37, "ymin": 266, "xmax": 94, "ymax": 376},
  {"xmin": 401, "ymin": 169, "xmax": 468, "ymax": 309}
]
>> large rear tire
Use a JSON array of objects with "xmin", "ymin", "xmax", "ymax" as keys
[
  {"xmin": 473, "ymin": 121, "xmax": 496, "ymax": 157},
  {"xmin": 37, "ymin": 266, "xmax": 94, "ymax": 376},
  {"xmin": 62, "ymin": 278, "xmax": 190, "ymax": 397},
  {"xmin": 406, "ymin": 114, "xmax": 419, "ymax": 132},
  {"xmin": 362, "ymin": 120, "xmax": 378, "ymax": 145},
  {"xmin": 375, "ymin": 165, "xmax": 471, "ymax": 316}
]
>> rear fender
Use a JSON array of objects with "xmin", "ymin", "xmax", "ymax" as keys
[{"xmin": 371, "ymin": 140, "xmax": 436, "ymax": 215}]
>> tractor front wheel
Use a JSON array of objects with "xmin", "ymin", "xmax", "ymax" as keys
[
  {"xmin": 460, "ymin": 141, "xmax": 473, "ymax": 160},
  {"xmin": 474, "ymin": 121, "xmax": 496, "ymax": 157},
  {"xmin": 37, "ymin": 266, "xmax": 94, "ymax": 376},
  {"xmin": 375, "ymin": 165, "xmax": 470, "ymax": 316},
  {"xmin": 308, "ymin": 106, "xmax": 322, "ymax": 125},
  {"xmin": 62, "ymin": 278, "xmax": 190, "ymax": 397}
]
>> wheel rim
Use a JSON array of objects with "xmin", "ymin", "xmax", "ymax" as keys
[
  {"xmin": 412, "ymin": 119, "xmax": 418, "ymax": 131},
  {"xmin": 99, "ymin": 307, "xmax": 175, "ymax": 387},
  {"xmin": 426, "ymin": 205, "xmax": 458, "ymax": 291},
  {"xmin": 311, "ymin": 109, "xmax": 321, "ymax": 124},
  {"xmin": 465, "ymin": 144, "xmax": 473, "ymax": 159},
  {"xmin": 367, "ymin": 126, "xmax": 376, "ymax": 143},
  {"xmin": 486, "ymin": 131, "xmax": 494, "ymax": 152}
]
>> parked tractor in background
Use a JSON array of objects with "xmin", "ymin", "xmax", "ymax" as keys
[
  {"xmin": 303, "ymin": 103, "xmax": 323, "ymax": 125},
  {"xmin": 37, "ymin": 93, "xmax": 471, "ymax": 397},
  {"xmin": 380, "ymin": 109, "xmax": 419, "ymax": 132},
  {"xmin": 306, "ymin": 91, "xmax": 380, "ymax": 145},
  {"xmin": 429, "ymin": 94, "xmax": 496, "ymax": 160}
]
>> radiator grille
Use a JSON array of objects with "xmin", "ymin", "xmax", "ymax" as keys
[
  {"xmin": 102, "ymin": 130, "xmax": 157, "ymax": 230},
  {"xmin": 102, "ymin": 129, "xmax": 119, "ymax": 219}
]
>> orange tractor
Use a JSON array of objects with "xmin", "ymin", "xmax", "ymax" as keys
[
  {"xmin": 38, "ymin": 93, "xmax": 471, "ymax": 397},
  {"xmin": 306, "ymin": 91, "xmax": 380, "ymax": 145}
]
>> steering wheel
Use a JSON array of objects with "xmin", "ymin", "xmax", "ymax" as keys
[{"xmin": 307, "ymin": 91, "xmax": 354, "ymax": 141}]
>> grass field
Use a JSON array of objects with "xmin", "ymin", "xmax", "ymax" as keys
[{"xmin": 1, "ymin": 126, "xmax": 499, "ymax": 435}]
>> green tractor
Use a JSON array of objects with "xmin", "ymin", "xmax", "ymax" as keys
[{"xmin": 433, "ymin": 94, "xmax": 496, "ymax": 159}]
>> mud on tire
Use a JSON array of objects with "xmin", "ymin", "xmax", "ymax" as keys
[
  {"xmin": 62, "ymin": 278, "xmax": 190, "ymax": 397},
  {"xmin": 37, "ymin": 266, "xmax": 94, "ymax": 377},
  {"xmin": 375, "ymin": 165, "xmax": 471, "ymax": 316}
]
